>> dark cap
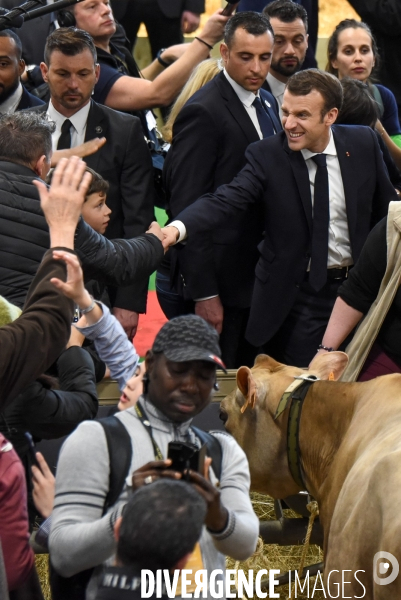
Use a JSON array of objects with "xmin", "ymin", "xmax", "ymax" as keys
[{"xmin": 152, "ymin": 315, "xmax": 227, "ymax": 372}]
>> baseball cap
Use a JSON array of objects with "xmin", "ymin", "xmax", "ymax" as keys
[{"xmin": 152, "ymin": 315, "xmax": 227, "ymax": 372}]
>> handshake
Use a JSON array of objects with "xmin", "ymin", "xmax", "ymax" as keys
[{"xmin": 146, "ymin": 223, "xmax": 180, "ymax": 251}]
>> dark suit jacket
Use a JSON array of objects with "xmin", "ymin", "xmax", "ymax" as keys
[
  {"xmin": 164, "ymin": 71, "xmax": 281, "ymax": 308},
  {"xmin": 16, "ymin": 86, "xmax": 44, "ymax": 111},
  {"xmin": 34, "ymin": 100, "xmax": 154, "ymax": 313},
  {"xmin": 176, "ymin": 125, "xmax": 398, "ymax": 345},
  {"xmin": 157, "ymin": 0, "xmax": 205, "ymax": 18}
]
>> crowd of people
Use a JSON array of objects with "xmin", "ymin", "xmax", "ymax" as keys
[{"xmin": 0, "ymin": 0, "xmax": 401, "ymax": 598}]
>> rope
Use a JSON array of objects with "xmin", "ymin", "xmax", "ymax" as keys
[{"xmin": 288, "ymin": 500, "xmax": 320, "ymax": 599}]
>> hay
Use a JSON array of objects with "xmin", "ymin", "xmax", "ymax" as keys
[
  {"xmin": 36, "ymin": 554, "xmax": 51, "ymax": 600},
  {"xmin": 226, "ymin": 493, "xmax": 325, "ymax": 600},
  {"xmin": 36, "ymin": 494, "xmax": 325, "ymax": 600}
]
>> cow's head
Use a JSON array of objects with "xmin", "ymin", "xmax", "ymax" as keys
[{"xmin": 220, "ymin": 352, "xmax": 348, "ymax": 497}]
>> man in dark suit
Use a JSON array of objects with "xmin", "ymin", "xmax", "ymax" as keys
[
  {"xmin": 0, "ymin": 29, "xmax": 43, "ymax": 113},
  {"xmin": 111, "ymin": 0, "xmax": 205, "ymax": 57},
  {"xmin": 36, "ymin": 28, "xmax": 154, "ymax": 338},
  {"xmin": 162, "ymin": 70, "xmax": 398, "ymax": 367},
  {"xmin": 161, "ymin": 12, "xmax": 281, "ymax": 368}
]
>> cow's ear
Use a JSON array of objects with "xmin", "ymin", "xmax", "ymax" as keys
[
  {"xmin": 308, "ymin": 351, "xmax": 348, "ymax": 380},
  {"xmin": 253, "ymin": 354, "xmax": 281, "ymax": 370},
  {"xmin": 237, "ymin": 366, "xmax": 257, "ymax": 412}
]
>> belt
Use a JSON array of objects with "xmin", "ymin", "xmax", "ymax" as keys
[
  {"xmin": 304, "ymin": 266, "xmax": 351, "ymax": 283},
  {"xmin": 327, "ymin": 266, "xmax": 351, "ymax": 280}
]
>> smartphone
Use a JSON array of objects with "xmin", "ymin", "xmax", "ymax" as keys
[
  {"xmin": 222, "ymin": 2, "xmax": 239, "ymax": 16},
  {"xmin": 167, "ymin": 441, "xmax": 206, "ymax": 480},
  {"xmin": 25, "ymin": 432, "xmax": 41, "ymax": 470}
]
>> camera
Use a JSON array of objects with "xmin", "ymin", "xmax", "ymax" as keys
[{"xmin": 167, "ymin": 441, "xmax": 206, "ymax": 480}]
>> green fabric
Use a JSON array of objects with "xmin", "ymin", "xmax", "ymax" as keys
[
  {"xmin": 148, "ymin": 207, "xmax": 167, "ymax": 291},
  {"xmin": 0, "ymin": 295, "xmax": 21, "ymax": 326},
  {"xmin": 390, "ymin": 134, "xmax": 401, "ymax": 149}
]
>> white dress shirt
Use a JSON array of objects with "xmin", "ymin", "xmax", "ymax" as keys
[
  {"xmin": 301, "ymin": 129, "xmax": 353, "ymax": 268},
  {"xmin": 47, "ymin": 100, "xmax": 91, "ymax": 150},
  {"xmin": 0, "ymin": 82, "xmax": 23, "ymax": 115},
  {"xmin": 266, "ymin": 72, "xmax": 286, "ymax": 118},
  {"xmin": 223, "ymin": 70, "xmax": 266, "ymax": 140}
]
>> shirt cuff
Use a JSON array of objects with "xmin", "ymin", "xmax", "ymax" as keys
[
  {"xmin": 74, "ymin": 301, "xmax": 107, "ymax": 339},
  {"xmin": 35, "ymin": 516, "xmax": 52, "ymax": 550},
  {"xmin": 167, "ymin": 220, "xmax": 187, "ymax": 243},
  {"xmin": 207, "ymin": 510, "xmax": 236, "ymax": 541}
]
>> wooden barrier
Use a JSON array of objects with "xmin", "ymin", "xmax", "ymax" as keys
[{"xmin": 97, "ymin": 369, "xmax": 238, "ymax": 406}]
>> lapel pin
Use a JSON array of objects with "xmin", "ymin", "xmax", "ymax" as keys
[
  {"xmin": 265, "ymin": 100, "xmax": 271, "ymax": 108},
  {"xmin": 95, "ymin": 126, "xmax": 103, "ymax": 134},
  {"xmin": 346, "ymin": 151, "xmax": 350, "ymax": 157}
]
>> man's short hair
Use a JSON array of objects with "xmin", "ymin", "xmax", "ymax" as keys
[
  {"xmin": 263, "ymin": 0, "xmax": 308, "ymax": 32},
  {"xmin": 337, "ymin": 78, "xmax": 378, "ymax": 128},
  {"xmin": 224, "ymin": 11, "xmax": 273, "ymax": 47},
  {"xmin": 286, "ymin": 69, "xmax": 343, "ymax": 116},
  {"xmin": 117, "ymin": 480, "xmax": 207, "ymax": 571},
  {"xmin": 0, "ymin": 29, "xmax": 22, "ymax": 60},
  {"xmin": 0, "ymin": 112, "xmax": 55, "ymax": 166},
  {"xmin": 44, "ymin": 27, "xmax": 97, "ymax": 66}
]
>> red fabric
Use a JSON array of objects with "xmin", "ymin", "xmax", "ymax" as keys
[
  {"xmin": 0, "ymin": 433, "xmax": 34, "ymax": 590},
  {"xmin": 134, "ymin": 291, "xmax": 167, "ymax": 357},
  {"xmin": 358, "ymin": 342, "xmax": 401, "ymax": 381}
]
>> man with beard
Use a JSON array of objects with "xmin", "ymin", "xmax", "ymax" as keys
[
  {"xmin": 0, "ymin": 30, "xmax": 44, "ymax": 112},
  {"xmin": 262, "ymin": 0, "xmax": 308, "ymax": 117}
]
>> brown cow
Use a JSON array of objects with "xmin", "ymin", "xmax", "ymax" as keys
[{"xmin": 220, "ymin": 352, "xmax": 401, "ymax": 598}]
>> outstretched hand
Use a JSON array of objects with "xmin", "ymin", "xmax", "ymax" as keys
[
  {"xmin": 51, "ymin": 137, "xmax": 107, "ymax": 166},
  {"xmin": 146, "ymin": 221, "xmax": 163, "ymax": 242},
  {"xmin": 160, "ymin": 226, "xmax": 180, "ymax": 249}
]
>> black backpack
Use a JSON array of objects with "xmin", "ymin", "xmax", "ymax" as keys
[{"xmin": 50, "ymin": 417, "xmax": 222, "ymax": 600}]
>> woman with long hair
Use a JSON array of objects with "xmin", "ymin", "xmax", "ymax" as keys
[{"xmin": 326, "ymin": 19, "xmax": 401, "ymax": 145}]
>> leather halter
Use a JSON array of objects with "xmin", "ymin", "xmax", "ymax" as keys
[{"xmin": 274, "ymin": 375, "xmax": 318, "ymax": 490}]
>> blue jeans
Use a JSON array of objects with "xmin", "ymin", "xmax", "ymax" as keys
[{"xmin": 155, "ymin": 271, "xmax": 194, "ymax": 320}]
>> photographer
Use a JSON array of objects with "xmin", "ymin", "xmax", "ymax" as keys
[{"xmin": 49, "ymin": 307, "xmax": 258, "ymax": 599}]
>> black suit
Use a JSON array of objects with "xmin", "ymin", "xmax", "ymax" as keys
[
  {"xmin": 176, "ymin": 125, "xmax": 398, "ymax": 365},
  {"xmin": 163, "ymin": 71, "xmax": 281, "ymax": 366},
  {"xmin": 34, "ymin": 100, "xmax": 154, "ymax": 313}
]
